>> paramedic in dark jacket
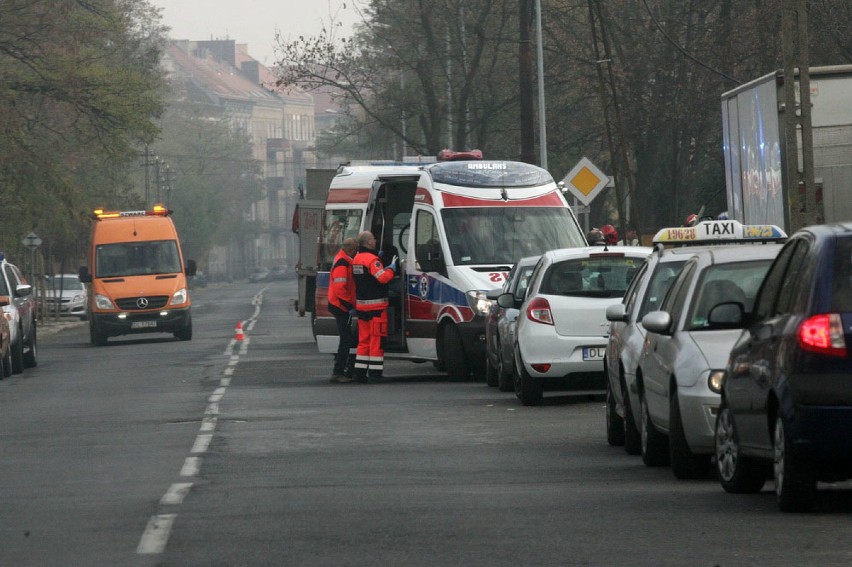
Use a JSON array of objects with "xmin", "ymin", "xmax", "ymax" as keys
[
  {"xmin": 351, "ymin": 231, "xmax": 397, "ymax": 383},
  {"xmin": 328, "ymin": 237, "xmax": 358, "ymax": 383}
]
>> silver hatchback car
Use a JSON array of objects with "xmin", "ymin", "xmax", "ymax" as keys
[{"xmin": 639, "ymin": 235, "xmax": 785, "ymax": 478}]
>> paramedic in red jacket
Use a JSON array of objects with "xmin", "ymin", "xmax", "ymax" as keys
[
  {"xmin": 328, "ymin": 237, "xmax": 358, "ymax": 383},
  {"xmin": 351, "ymin": 231, "xmax": 397, "ymax": 383}
]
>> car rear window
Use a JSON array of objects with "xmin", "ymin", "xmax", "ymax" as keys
[
  {"xmin": 831, "ymin": 236, "xmax": 852, "ymax": 312},
  {"xmin": 542, "ymin": 255, "xmax": 645, "ymax": 298}
]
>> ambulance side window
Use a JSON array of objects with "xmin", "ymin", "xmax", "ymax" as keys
[
  {"xmin": 320, "ymin": 209, "xmax": 362, "ymax": 270},
  {"xmin": 414, "ymin": 210, "xmax": 445, "ymax": 275}
]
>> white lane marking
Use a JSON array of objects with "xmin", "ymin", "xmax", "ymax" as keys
[
  {"xmin": 224, "ymin": 367, "xmax": 234, "ymax": 376},
  {"xmin": 220, "ymin": 378, "xmax": 231, "ymax": 387},
  {"xmin": 160, "ymin": 483, "xmax": 193, "ymax": 505},
  {"xmin": 228, "ymin": 356, "xmax": 239, "ymax": 366},
  {"xmin": 205, "ymin": 402, "xmax": 219, "ymax": 416},
  {"xmin": 137, "ymin": 514, "xmax": 176, "ymax": 554},
  {"xmin": 200, "ymin": 417, "xmax": 217, "ymax": 432},
  {"xmin": 180, "ymin": 457, "xmax": 200, "ymax": 477},
  {"xmin": 191, "ymin": 434, "xmax": 212, "ymax": 454}
]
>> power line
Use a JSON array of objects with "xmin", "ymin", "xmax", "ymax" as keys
[{"xmin": 641, "ymin": 0, "xmax": 742, "ymax": 86}]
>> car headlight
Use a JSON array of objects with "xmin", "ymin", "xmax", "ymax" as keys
[
  {"xmin": 94, "ymin": 294, "xmax": 114, "ymax": 309},
  {"xmin": 72, "ymin": 294, "xmax": 85, "ymax": 303},
  {"xmin": 466, "ymin": 290, "xmax": 492, "ymax": 317},
  {"xmin": 707, "ymin": 369, "xmax": 726, "ymax": 394},
  {"xmin": 171, "ymin": 287, "xmax": 187, "ymax": 305}
]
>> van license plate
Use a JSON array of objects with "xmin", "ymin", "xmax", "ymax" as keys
[
  {"xmin": 131, "ymin": 320, "xmax": 157, "ymax": 329},
  {"xmin": 583, "ymin": 347, "xmax": 605, "ymax": 361}
]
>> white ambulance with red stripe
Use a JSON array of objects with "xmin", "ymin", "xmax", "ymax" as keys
[{"xmin": 313, "ymin": 150, "xmax": 586, "ymax": 379}]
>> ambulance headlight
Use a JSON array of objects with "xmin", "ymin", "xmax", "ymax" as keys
[
  {"xmin": 94, "ymin": 294, "xmax": 114, "ymax": 309},
  {"xmin": 466, "ymin": 290, "xmax": 492, "ymax": 317},
  {"xmin": 171, "ymin": 287, "xmax": 188, "ymax": 305}
]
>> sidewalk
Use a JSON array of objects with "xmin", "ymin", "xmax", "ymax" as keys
[{"xmin": 39, "ymin": 318, "xmax": 86, "ymax": 337}]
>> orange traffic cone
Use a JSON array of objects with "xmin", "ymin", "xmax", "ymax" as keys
[{"xmin": 234, "ymin": 321, "xmax": 245, "ymax": 341}]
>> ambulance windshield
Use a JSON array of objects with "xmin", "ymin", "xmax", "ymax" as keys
[
  {"xmin": 96, "ymin": 240, "xmax": 182, "ymax": 277},
  {"xmin": 442, "ymin": 207, "xmax": 585, "ymax": 265},
  {"xmin": 429, "ymin": 161, "xmax": 553, "ymax": 188}
]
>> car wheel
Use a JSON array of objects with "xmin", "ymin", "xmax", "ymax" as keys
[
  {"xmin": 606, "ymin": 378, "xmax": 625, "ymax": 446},
  {"xmin": 90, "ymin": 321, "xmax": 108, "ymax": 347},
  {"xmin": 715, "ymin": 401, "xmax": 767, "ymax": 493},
  {"xmin": 485, "ymin": 355, "xmax": 498, "ymax": 387},
  {"xmin": 174, "ymin": 319, "xmax": 193, "ymax": 341},
  {"xmin": 640, "ymin": 392, "xmax": 669, "ymax": 467},
  {"xmin": 774, "ymin": 415, "xmax": 816, "ymax": 512},
  {"xmin": 669, "ymin": 389, "xmax": 711, "ymax": 479},
  {"xmin": 11, "ymin": 334, "xmax": 24, "ymax": 374},
  {"xmin": 622, "ymin": 379, "xmax": 641, "ymax": 455},
  {"xmin": 497, "ymin": 350, "xmax": 513, "ymax": 393},
  {"xmin": 442, "ymin": 324, "xmax": 470, "ymax": 381},
  {"xmin": 513, "ymin": 348, "xmax": 542, "ymax": 406},
  {"xmin": 23, "ymin": 324, "xmax": 37, "ymax": 368},
  {"xmin": 1, "ymin": 342, "xmax": 11, "ymax": 377}
]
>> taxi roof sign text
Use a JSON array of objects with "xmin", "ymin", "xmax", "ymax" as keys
[{"xmin": 652, "ymin": 219, "xmax": 786, "ymax": 244}]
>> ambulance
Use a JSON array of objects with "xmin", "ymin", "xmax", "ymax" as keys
[
  {"xmin": 79, "ymin": 204, "xmax": 196, "ymax": 346},
  {"xmin": 312, "ymin": 150, "xmax": 587, "ymax": 379}
]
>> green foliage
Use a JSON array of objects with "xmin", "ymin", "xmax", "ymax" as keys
[{"xmin": 0, "ymin": 0, "xmax": 167, "ymax": 264}]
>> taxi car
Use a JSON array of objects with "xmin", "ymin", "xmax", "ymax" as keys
[
  {"xmin": 0, "ymin": 253, "xmax": 37, "ymax": 374},
  {"xmin": 604, "ymin": 245, "xmax": 697, "ymax": 452},
  {"xmin": 485, "ymin": 255, "xmax": 539, "ymax": 391},
  {"xmin": 637, "ymin": 220, "xmax": 785, "ymax": 477},
  {"xmin": 508, "ymin": 245, "xmax": 652, "ymax": 405},
  {"xmin": 715, "ymin": 222, "xmax": 852, "ymax": 512}
]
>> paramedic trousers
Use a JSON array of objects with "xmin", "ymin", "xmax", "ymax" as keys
[
  {"xmin": 353, "ymin": 309, "xmax": 387, "ymax": 381},
  {"xmin": 330, "ymin": 305, "xmax": 357, "ymax": 376}
]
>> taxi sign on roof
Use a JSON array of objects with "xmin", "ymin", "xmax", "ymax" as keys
[{"xmin": 652, "ymin": 220, "xmax": 786, "ymax": 244}]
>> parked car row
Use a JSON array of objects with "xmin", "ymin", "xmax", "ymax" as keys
[
  {"xmin": 0, "ymin": 254, "xmax": 38, "ymax": 378},
  {"xmin": 42, "ymin": 273, "xmax": 88, "ymax": 320},
  {"xmin": 485, "ymin": 218, "xmax": 852, "ymax": 512},
  {"xmin": 249, "ymin": 265, "xmax": 295, "ymax": 283}
]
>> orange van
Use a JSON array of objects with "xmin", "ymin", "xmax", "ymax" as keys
[{"xmin": 79, "ymin": 205, "xmax": 196, "ymax": 346}]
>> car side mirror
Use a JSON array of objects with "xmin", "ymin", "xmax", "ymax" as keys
[
  {"xmin": 642, "ymin": 310, "xmax": 672, "ymax": 335},
  {"xmin": 79, "ymin": 266, "xmax": 92, "ymax": 283},
  {"xmin": 486, "ymin": 289, "xmax": 503, "ymax": 301},
  {"xmin": 496, "ymin": 293, "xmax": 515, "ymax": 309},
  {"xmin": 185, "ymin": 259, "xmax": 197, "ymax": 277},
  {"xmin": 606, "ymin": 303, "xmax": 627, "ymax": 323},
  {"xmin": 708, "ymin": 302, "xmax": 745, "ymax": 328}
]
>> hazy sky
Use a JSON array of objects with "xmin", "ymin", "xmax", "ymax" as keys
[{"xmin": 151, "ymin": 0, "xmax": 363, "ymax": 65}]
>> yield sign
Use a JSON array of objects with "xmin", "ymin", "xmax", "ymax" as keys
[{"xmin": 561, "ymin": 157, "xmax": 609, "ymax": 206}]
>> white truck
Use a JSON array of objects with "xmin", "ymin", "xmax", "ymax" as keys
[
  {"xmin": 721, "ymin": 65, "xmax": 852, "ymax": 232},
  {"xmin": 311, "ymin": 150, "xmax": 587, "ymax": 379}
]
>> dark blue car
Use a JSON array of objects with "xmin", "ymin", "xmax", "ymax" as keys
[{"xmin": 714, "ymin": 222, "xmax": 852, "ymax": 512}]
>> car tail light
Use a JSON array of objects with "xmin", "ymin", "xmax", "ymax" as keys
[
  {"xmin": 526, "ymin": 297, "xmax": 554, "ymax": 325},
  {"xmin": 532, "ymin": 363, "xmax": 551, "ymax": 373},
  {"xmin": 797, "ymin": 313, "xmax": 847, "ymax": 357}
]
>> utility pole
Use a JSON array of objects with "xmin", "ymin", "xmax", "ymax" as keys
[
  {"xmin": 519, "ymin": 0, "xmax": 535, "ymax": 164},
  {"xmin": 782, "ymin": 0, "xmax": 821, "ymax": 231}
]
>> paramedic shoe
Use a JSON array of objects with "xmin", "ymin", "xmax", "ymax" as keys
[
  {"xmin": 352, "ymin": 368, "xmax": 368, "ymax": 384},
  {"xmin": 330, "ymin": 374, "xmax": 353, "ymax": 383}
]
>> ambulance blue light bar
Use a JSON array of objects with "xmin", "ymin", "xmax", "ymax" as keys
[{"xmin": 652, "ymin": 220, "xmax": 786, "ymax": 245}]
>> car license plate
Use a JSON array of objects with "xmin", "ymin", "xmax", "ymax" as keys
[
  {"xmin": 131, "ymin": 320, "xmax": 157, "ymax": 329},
  {"xmin": 583, "ymin": 347, "xmax": 605, "ymax": 361}
]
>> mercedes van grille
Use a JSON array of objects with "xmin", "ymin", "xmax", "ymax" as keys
[{"xmin": 116, "ymin": 296, "xmax": 169, "ymax": 310}]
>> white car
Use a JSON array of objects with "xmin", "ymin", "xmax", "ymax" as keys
[
  {"xmin": 638, "ymin": 237, "xmax": 785, "ymax": 478},
  {"xmin": 508, "ymin": 245, "xmax": 652, "ymax": 405},
  {"xmin": 0, "ymin": 254, "xmax": 37, "ymax": 374},
  {"xmin": 43, "ymin": 273, "xmax": 88, "ymax": 320}
]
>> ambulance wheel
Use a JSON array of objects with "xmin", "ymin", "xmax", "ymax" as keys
[
  {"xmin": 90, "ymin": 321, "xmax": 108, "ymax": 347},
  {"xmin": 442, "ymin": 324, "xmax": 470, "ymax": 381}
]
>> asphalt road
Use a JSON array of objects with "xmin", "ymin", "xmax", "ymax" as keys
[{"xmin": 1, "ymin": 280, "xmax": 851, "ymax": 566}]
